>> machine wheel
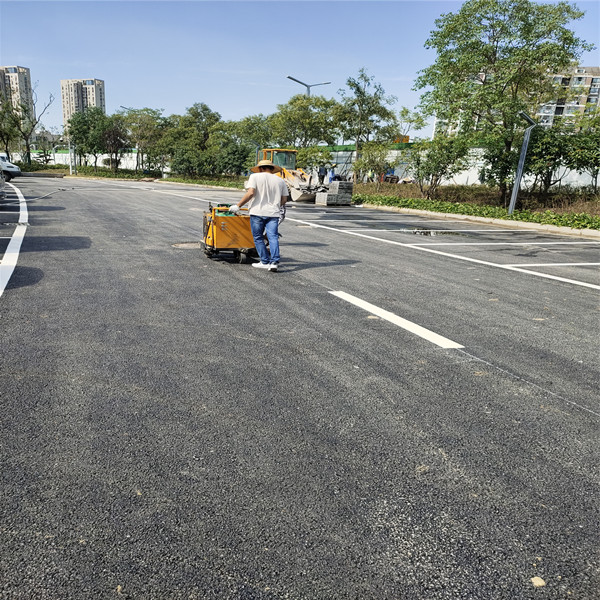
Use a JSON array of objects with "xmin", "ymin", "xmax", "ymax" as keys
[
  {"xmin": 233, "ymin": 250, "xmax": 250, "ymax": 264},
  {"xmin": 3, "ymin": 172, "xmax": 12, "ymax": 182}
]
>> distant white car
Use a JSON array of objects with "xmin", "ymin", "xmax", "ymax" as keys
[{"xmin": 0, "ymin": 154, "xmax": 22, "ymax": 182}]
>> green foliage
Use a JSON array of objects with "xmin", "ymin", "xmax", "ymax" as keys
[
  {"xmin": 525, "ymin": 123, "xmax": 571, "ymax": 196},
  {"xmin": 75, "ymin": 165, "xmax": 161, "ymax": 179},
  {"xmin": 336, "ymin": 68, "xmax": 397, "ymax": 151},
  {"xmin": 396, "ymin": 107, "xmax": 426, "ymax": 139},
  {"xmin": 67, "ymin": 107, "xmax": 110, "ymax": 170},
  {"xmin": 164, "ymin": 175, "xmax": 245, "ymax": 189},
  {"xmin": 270, "ymin": 94, "xmax": 338, "ymax": 148},
  {"xmin": 160, "ymin": 103, "xmax": 222, "ymax": 177},
  {"xmin": 353, "ymin": 142, "xmax": 400, "ymax": 190},
  {"xmin": 233, "ymin": 114, "xmax": 275, "ymax": 149},
  {"xmin": 14, "ymin": 160, "xmax": 67, "ymax": 172},
  {"xmin": 403, "ymin": 134, "xmax": 470, "ymax": 199},
  {"xmin": 414, "ymin": 0, "xmax": 594, "ymax": 201},
  {"xmin": 3, "ymin": 90, "xmax": 55, "ymax": 165},
  {"xmin": 566, "ymin": 107, "xmax": 600, "ymax": 192},
  {"xmin": 296, "ymin": 147, "xmax": 333, "ymax": 172},
  {"xmin": 0, "ymin": 98, "xmax": 20, "ymax": 156},
  {"xmin": 352, "ymin": 193, "xmax": 600, "ymax": 230},
  {"xmin": 102, "ymin": 114, "xmax": 130, "ymax": 172},
  {"xmin": 119, "ymin": 107, "xmax": 165, "ymax": 172}
]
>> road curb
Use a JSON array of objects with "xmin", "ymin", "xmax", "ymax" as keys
[{"xmin": 361, "ymin": 203, "xmax": 600, "ymax": 239}]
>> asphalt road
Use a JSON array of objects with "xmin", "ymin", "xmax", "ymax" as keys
[{"xmin": 1, "ymin": 177, "xmax": 599, "ymax": 600}]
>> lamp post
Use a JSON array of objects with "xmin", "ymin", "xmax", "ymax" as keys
[
  {"xmin": 287, "ymin": 75, "xmax": 331, "ymax": 96},
  {"xmin": 508, "ymin": 111, "xmax": 538, "ymax": 215},
  {"xmin": 68, "ymin": 138, "xmax": 77, "ymax": 175}
]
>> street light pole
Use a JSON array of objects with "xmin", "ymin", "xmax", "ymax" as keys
[
  {"xmin": 287, "ymin": 75, "xmax": 331, "ymax": 96},
  {"xmin": 508, "ymin": 111, "xmax": 538, "ymax": 215}
]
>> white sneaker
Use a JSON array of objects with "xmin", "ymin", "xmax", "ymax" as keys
[
  {"xmin": 252, "ymin": 262, "xmax": 270, "ymax": 269},
  {"xmin": 268, "ymin": 263, "xmax": 279, "ymax": 272}
]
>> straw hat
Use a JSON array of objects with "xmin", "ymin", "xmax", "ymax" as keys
[{"xmin": 251, "ymin": 159, "xmax": 282, "ymax": 174}]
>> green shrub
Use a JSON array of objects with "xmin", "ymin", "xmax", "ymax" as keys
[
  {"xmin": 16, "ymin": 161, "xmax": 68, "ymax": 172},
  {"xmin": 74, "ymin": 165, "xmax": 162, "ymax": 179},
  {"xmin": 353, "ymin": 193, "xmax": 600, "ymax": 230},
  {"xmin": 164, "ymin": 176, "xmax": 245, "ymax": 189}
]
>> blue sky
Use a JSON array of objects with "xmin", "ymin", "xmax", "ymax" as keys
[{"xmin": 1, "ymin": 0, "xmax": 598, "ymax": 137}]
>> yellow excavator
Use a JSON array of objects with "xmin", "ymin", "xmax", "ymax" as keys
[{"xmin": 256, "ymin": 148, "xmax": 322, "ymax": 202}]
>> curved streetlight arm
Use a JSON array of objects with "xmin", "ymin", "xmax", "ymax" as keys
[{"xmin": 287, "ymin": 75, "xmax": 331, "ymax": 96}]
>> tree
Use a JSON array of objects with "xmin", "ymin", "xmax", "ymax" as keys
[
  {"xmin": 353, "ymin": 142, "xmax": 400, "ymax": 191},
  {"xmin": 102, "ymin": 114, "xmax": 130, "ymax": 173},
  {"xmin": 567, "ymin": 106, "xmax": 600, "ymax": 192},
  {"xmin": 67, "ymin": 107, "xmax": 109, "ymax": 171},
  {"xmin": 403, "ymin": 134, "xmax": 470, "ymax": 199},
  {"xmin": 414, "ymin": 0, "xmax": 594, "ymax": 202},
  {"xmin": 9, "ymin": 89, "xmax": 54, "ymax": 165},
  {"xmin": 206, "ymin": 121, "xmax": 254, "ymax": 176},
  {"xmin": 296, "ymin": 147, "xmax": 333, "ymax": 173},
  {"xmin": 160, "ymin": 103, "xmax": 222, "ymax": 177},
  {"xmin": 121, "ymin": 107, "xmax": 164, "ymax": 172},
  {"xmin": 0, "ymin": 98, "xmax": 20, "ymax": 158},
  {"xmin": 234, "ymin": 114, "xmax": 275, "ymax": 151},
  {"xmin": 525, "ymin": 121, "xmax": 571, "ymax": 197},
  {"xmin": 335, "ymin": 68, "xmax": 397, "ymax": 155},
  {"xmin": 396, "ymin": 107, "xmax": 427, "ymax": 140},
  {"xmin": 270, "ymin": 94, "xmax": 338, "ymax": 148}
]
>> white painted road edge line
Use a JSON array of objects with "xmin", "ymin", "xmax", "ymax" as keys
[
  {"xmin": 13, "ymin": 183, "xmax": 28, "ymax": 224},
  {"xmin": 0, "ymin": 184, "xmax": 28, "ymax": 298},
  {"xmin": 0, "ymin": 224, "xmax": 26, "ymax": 298},
  {"xmin": 409, "ymin": 241, "xmax": 599, "ymax": 246},
  {"xmin": 505, "ymin": 262, "xmax": 600, "ymax": 267},
  {"xmin": 329, "ymin": 291, "xmax": 464, "ymax": 349},
  {"xmin": 289, "ymin": 217, "xmax": 600, "ymax": 291}
]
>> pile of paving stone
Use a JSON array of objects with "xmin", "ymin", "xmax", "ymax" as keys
[{"xmin": 315, "ymin": 181, "xmax": 354, "ymax": 206}]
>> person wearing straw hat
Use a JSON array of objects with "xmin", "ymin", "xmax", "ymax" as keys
[{"xmin": 229, "ymin": 160, "xmax": 289, "ymax": 272}]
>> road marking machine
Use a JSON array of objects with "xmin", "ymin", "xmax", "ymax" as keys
[{"xmin": 201, "ymin": 203, "xmax": 258, "ymax": 263}]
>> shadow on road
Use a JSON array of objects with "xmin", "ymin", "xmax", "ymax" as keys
[
  {"xmin": 6, "ymin": 266, "xmax": 44, "ymax": 290},
  {"xmin": 19, "ymin": 236, "xmax": 92, "ymax": 252},
  {"xmin": 26, "ymin": 205, "xmax": 67, "ymax": 212}
]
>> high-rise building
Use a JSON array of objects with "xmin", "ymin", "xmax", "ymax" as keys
[
  {"xmin": 0, "ymin": 65, "xmax": 35, "ymax": 119},
  {"xmin": 537, "ymin": 66, "xmax": 600, "ymax": 128},
  {"xmin": 60, "ymin": 78, "xmax": 106, "ymax": 126}
]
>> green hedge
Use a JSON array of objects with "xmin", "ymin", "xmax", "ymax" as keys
[
  {"xmin": 353, "ymin": 193, "xmax": 600, "ymax": 231},
  {"xmin": 165, "ymin": 176, "xmax": 245, "ymax": 189},
  {"xmin": 16, "ymin": 161, "xmax": 68, "ymax": 172},
  {"xmin": 73, "ymin": 166, "xmax": 162, "ymax": 179}
]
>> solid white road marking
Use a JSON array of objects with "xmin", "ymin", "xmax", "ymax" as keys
[
  {"xmin": 505, "ymin": 262, "xmax": 600, "ymax": 267},
  {"xmin": 344, "ymin": 228, "xmax": 538, "ymax": 233},
  {"xmin": 0, "ymin": 224, "xmax": 26, "ymax": 298},
  {"xmin": 288, "ymin": 217, "xmax": 600, "ymax": 291},
  {"xmin": 14, "ymin": 184, "xmax": 28, "ymax": 224},
  {"xmin": 329, "ymin": 290, "xmax": 464, "ymax": 349},
  {"xmin": 409, "ymin": 241, "xmax": 599, "ymax": 246},
  {"xmin": 0, "ymin": 184, "xmax": 28, "ymax": 298}
]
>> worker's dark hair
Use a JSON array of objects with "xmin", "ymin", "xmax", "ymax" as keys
[{"xmin": 259, "ymin": 166, "xmax": 275, "ymax": 172}]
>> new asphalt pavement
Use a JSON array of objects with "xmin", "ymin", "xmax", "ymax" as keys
[{"xmin": 0, "ymin": 177, "xmax": 599, "ymax": 599}]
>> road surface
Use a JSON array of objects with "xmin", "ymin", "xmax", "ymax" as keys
[{"xmin": 1, "ymin": 177, "xmax": 599, "ymax": 599}]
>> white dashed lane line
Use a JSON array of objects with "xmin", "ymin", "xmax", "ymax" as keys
[{"xmin": 329, "ymin": 291, "xmax": 464, "ymax": 349}]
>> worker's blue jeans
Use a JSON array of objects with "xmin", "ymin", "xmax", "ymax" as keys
[{"xmin": 250, "ymin": 215, "xmax": 280, "ymax": 264}]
